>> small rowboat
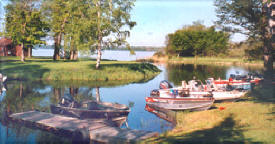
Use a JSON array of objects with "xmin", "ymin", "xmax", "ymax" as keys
[{"xmin": 51, "ymin": 100, "xmax": 130, "ymax": 120}]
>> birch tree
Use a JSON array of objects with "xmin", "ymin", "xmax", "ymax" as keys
[{"xmin": 91, "ymin": 0, "xmax": 136, "ymax": 69}]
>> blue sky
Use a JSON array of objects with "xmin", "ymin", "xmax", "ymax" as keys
[
  {"xmin": 0, "ymin": 0, "xmax": 246, "ymax": 46},
  {"xmin": 127, "ymin": 0, "xmax": 246, "ymax": 46},
  {"xmin": 128, "ymin": 0, "xmax": 217, "ymax": 46}
]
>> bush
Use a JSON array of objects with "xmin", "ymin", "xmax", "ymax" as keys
[{"xmin": 165, "ymin": 22, "xmax": 230, "ymax": 57}]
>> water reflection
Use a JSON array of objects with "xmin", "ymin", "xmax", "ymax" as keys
[
  {"xmin": 0, "ymin": 82, "xmax": 6, "ymax": 102},
  {"xmin": 145, "ymin": 104, "xmax": 177, "ymax": 126},
  {"xmin": 166, "ymin": 64, "xmax": 263, "ymax": 86}
]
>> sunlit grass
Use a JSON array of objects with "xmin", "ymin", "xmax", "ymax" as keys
[
  {"xmin": 169, "ymin": 56, "xmax": 264, "ymax": 66},
  {"xmin": 0, "ymin": 56, "xmax": 161, "ymax": 82},
  {"xmin": 146, "ymin": 55, "xmax": 269, "ymax": 67}
]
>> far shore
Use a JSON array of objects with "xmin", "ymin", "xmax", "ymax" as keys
[{"xmin": 139, "ymin": 56, "xmax": 274, "ymax": 68}]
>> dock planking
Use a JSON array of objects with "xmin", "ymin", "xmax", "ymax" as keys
[{"xmin": 8, "ymin": 111, "xmax": 158, "ymax": 143}]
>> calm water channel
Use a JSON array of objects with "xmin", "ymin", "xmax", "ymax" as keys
[{"xmin": 0, "ymin": 50, "xmax": 263, "ymax": 143}]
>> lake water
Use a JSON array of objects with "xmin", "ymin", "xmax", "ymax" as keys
[
  {"xmin": 0, "ymin": 50, "xmax": 263, "ymax": 143},
  {"xmin": 32, "ymin": 48, "xmax": 155, "ymax": 61}
]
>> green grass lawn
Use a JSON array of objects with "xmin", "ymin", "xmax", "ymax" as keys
[
  {"xmin": 0, "ymin": 56, "xmax": 161, "ymax": 84},
  {"xmin": 144, "ymin": 86, "xmax": 274, "ymax": 143},
  {"xmin": 147, "ymin": 55, "xmax": 270, "ymax": 67},
  {"xmin": 169, "ymin": 57, "xmax": 265, "ymax": 67}
]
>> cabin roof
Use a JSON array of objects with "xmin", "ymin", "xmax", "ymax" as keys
[{"xmin": 0, "ymin": 38, "xmax": 13, "ymax": 47}]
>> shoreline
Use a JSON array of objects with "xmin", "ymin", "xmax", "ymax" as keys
[{"xmin": 139, "ymin": 56, "xmax": 274, "ymax": 68}]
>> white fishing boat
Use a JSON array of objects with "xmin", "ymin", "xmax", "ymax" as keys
[
  {"xmin": 211, "ymin": 90, "xmax": 247, "ymax": 102},
  {"xmin": 205, "ymin": 78, "xmax": 248, "ymax": 101},
  {"xmin": 147, "ymin": 80, "xmax": 214, "ymax": 111},
  {"xmin": 151, "ymin": 79, "xmax": 247, "ymax": 103}
]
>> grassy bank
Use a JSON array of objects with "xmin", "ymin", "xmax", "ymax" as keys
[
  {"xmin": 144, "ymin": 56, "xmax": 272, "ymax": 67},
  {"xmin": 0, "ymin": 56, "xmax": 161, "ymax": 83},
  {"xmin": 145, "ymin": 87, "xmax": 274, "ymax": 143}
]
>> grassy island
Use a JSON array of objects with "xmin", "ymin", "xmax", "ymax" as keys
[{"xmin": 0, "ymin": 56, "xmax": 161, "ymax": 85}]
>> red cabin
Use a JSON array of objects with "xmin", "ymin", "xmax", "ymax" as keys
[{"xmin": 0, "ymin": 38, "xmax": 26, "ymax": 56}]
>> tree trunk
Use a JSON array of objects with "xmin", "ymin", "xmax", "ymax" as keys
[
  {"xmin": 70, "ymin": 50, "xmax": 74, "ymax": 60},
  {"xmin": 69, "ymin": 50, "xmax": 78, "ymax": 60},
  {"xmin": 263, "ymin": 38, "xmax": 273, "ymax": 85},
  {"xmin": 262, "ymin": 3, "xmax": 274, "ymax": 86},
  {"xmin": 53, "ymin": 33, "xmax": 61, "ymax": 60},
  {"xmin": 53, "ymin": 88, "xmax": 59, "ymax": 101},
  {"xmin": 21, "ymin": 44, "xmax": 25, "ymax": 62},
  {"xmin": 96, "ymin": 1, "xmax": 102, "ymax": 69},
  {"xmin": 73, "ymin": 50, "xmax": 78, "ymax": 60},
  {"xmin": 27, "ymin": 47, "xmax": 32, "ymax": 58},
  {"xmin": 95, "ymin": 87, "xmax": 100, "ymax": 102},
  {"xmin": 96, "ymin": 43, "xmax": 102, "ymax": 69},
  {"xmin": 19, "ymin": 83, "xmax": 23, "ymax": 98}
]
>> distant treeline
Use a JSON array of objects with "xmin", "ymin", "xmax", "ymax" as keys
[
  {"xmin": 36, "ymin": 45, "xmax": 163, "ymax": 51},
  {"xmin": 165, "ymin": 22, "xmax": 229, "ymax": 57}
]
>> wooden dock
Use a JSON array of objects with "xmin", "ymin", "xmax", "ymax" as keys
[{"xmin": 8, "ymin": 111, "xmax": 158, "ymax": 143}]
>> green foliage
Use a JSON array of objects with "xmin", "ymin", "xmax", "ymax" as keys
[
  {"xmin": 166, "ymin": 22, "xmax": 230, "ymax": 57},
  {"xmin": 42, "ymin": 0, "xmax": 136, "ymax": 61},
  {"xmin": 214, "ymin": 0, "xmax": 273, "ymax": 79},
  {"xmin": 96, "ymin": 0, "xmax": 136, "ymax": 48},
  {"xmin": 4, "ymin": 0, "xmax": 48, "ymax": 49},
  {"xmin": 214, "ymin": 0, "xmax": 264, "ymax": 39}
]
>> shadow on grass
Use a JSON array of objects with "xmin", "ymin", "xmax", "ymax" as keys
[
  {"xmin": 248, "ymin": 84, "xmax": 275, "ymax": 103},
  {"xmin": 152, "ymin": 114, "xmax": 260, "ymax": 144},
  {"xmin": 1, "ymin": 63, "xmax": 50, "ymax": 80},
  {"xmin": 98, "ymin": 63, "xmax": 161, "ymax": 73},
  {"xmin": 43, "ymin": 73, "xmax": 157, "ymax": 88}
]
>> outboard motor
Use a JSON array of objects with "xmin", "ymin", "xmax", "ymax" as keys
[
  {"xmin": 159, "ymin": 80, "xmax": 173, "ymax": 89},
  {"xmin": 150, "ymin": 89, "xmax": 160, "ymax": 97},
  {"xmin": 229, "ymin": 74, "xmax": 236, "ymax": 79},
  {"xmin": 59, "ymin": 95, "xmax": 79, "ymax": 108}
]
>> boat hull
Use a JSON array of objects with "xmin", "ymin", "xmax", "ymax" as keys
[
  {"xmin": 157, "ymin": 87, "xmax": 246, "ymax": 102},
  {"xmin": 158, "ymin": 88, "xmax": 212, "ymax": 98},
  {"xmin": 50, "ymin": 102, "xmax": 130, "ymax": 119},
  {"xmin": 145, "ymin": 97, "xmax": 214, "ymax": 111},
  {"xmin": 212, "ymin": 90, "xmax": 247, "ymax": 102}
]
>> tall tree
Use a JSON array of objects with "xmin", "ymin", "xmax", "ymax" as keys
[
  {"xmin": 42, "ymin": 0, "xmax": 70, "ymax": 60},
  {"xmin": 91, "ymin": 0, "xmax": 136, "ymax": 69},
  {"xmin": 214, "ymin": 0, "xmax": 274, "ymax": 85},
  {"xmin": 4, "ymin": 0, "xmax": 47, "ymax": 61},
  {"xmin": 63, "ymin": 0, "xmax": 97, "ymax": 60}
]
